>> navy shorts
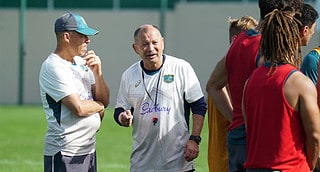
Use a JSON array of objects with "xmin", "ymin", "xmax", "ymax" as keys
[
  {"xmin": 44, "ymin": 151, "xmax": 97, "ymax": 172},
  {"xmin": 227, "ymin": 125, "xmax": 247, "ymax": 172},
  {"xmin": 247, "ymin": 169, "xmax": 280, "ymax": 172}
]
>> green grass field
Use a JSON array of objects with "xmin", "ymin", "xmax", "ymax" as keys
[{"xmin": 0, "ymin": 105, "xmax": 209, "ymax": 171}]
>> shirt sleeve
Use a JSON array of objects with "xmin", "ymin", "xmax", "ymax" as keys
[
  {"xmin": 115, "ymin": 71, "xmax": 131, "ymax": 110},
  {"xmin": 40, "ymin": 61, "xmax": 77, "ymax": 102},
  {"xmin": 181, "ymin": 61, "xmax": 204, "ymax": 103},
  {"xmin": 301, "ymin": 50, "xmax": 319, "ymax": 85},
  {"xmin": 189, "ymin": 96, "xmax": 207, "ymax": 116}
]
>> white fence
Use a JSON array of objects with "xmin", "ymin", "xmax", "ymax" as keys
[{"xmin": 0, "ymin": 2, "xmax": 318, "ymax": 107}]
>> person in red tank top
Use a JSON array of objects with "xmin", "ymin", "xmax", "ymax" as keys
[
  {"xmin": 243, "ymin": 8, "xmax": 320, "ymax": 172},
  {"xmin": 207, "ymin": 16, "xmax": 258, "ymax": 172}
]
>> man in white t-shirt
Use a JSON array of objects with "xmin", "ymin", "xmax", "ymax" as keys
[
  {"xmin": 114, "ymin": 24, "xmax": 207, "ymax": 172},
  {"xmin": 39, "ymin": 12, "xmax": 110, "ymax": 172}
]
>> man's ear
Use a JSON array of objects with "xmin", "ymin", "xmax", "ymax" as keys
[
  {"xmin": 132, "ymin": 43, "xmax": 138, "ymax": 54},
  {"xmin": 63, "ymin": 32, "xmax": 71, "ymax": 43},
  {"xmin": 161, "ymin": 37, "xmax": 165, "ymax": 51},
  {"xmin": 301, "ymin": 26, "xmax": 309, "ymax": 36}
]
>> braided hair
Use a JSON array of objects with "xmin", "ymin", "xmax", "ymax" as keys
[{"xmin": 259, "ymin": 8, "xmax": 301, "ymax": 71}]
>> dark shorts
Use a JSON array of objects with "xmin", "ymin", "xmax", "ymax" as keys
[
  {"xmin": 227, "ymin": 143, "xmax": 246, "ymax": 172},
  {"xmin": 227, "ymin": 125, "xmax": 247, "ymax": 172},
  {"xmin": 44, "ymin": 151, "xmax": 97, "ymax": 172},
  {"xmin": 247, "ymin": 169, "xmax": 280, "ymax": 172}
]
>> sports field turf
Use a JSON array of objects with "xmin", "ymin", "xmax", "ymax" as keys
[{"xmin": 0, "ymin": 105, "xmax": 209, "ymax": 171}]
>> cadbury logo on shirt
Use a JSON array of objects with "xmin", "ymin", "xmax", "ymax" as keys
[{"xmin": 140, "ymin": 102, "xmax": 171, "ymax": 115}]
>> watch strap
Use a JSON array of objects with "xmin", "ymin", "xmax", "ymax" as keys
[{"xmin": 189, "ymin": 135, "xmax": 201, "ymax": 145}]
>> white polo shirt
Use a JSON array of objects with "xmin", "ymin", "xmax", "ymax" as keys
[
  {"xmin": 39, "ymin": 53, "xmax": 100, "ymax": 156},
  {"xmin": 115, "ymin": 54, "xmax": 204, "ymax": 171}
]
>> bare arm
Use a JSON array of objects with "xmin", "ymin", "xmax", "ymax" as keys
[
  {"xmin": 285, "ymin": 72, "xmax": 320, "ymax": 170},
  {"xmin": 190, "ymin": 114, "xmax": 205, "ymax": 136},
  {"xmin": 206, "ymin": 56, "xmax": 233, "ymax": 122},
  {"xmin": 92, "ymin": 75, "xmax": 110, "ymax": 107},
  {"xmin": 184, "ymin": 114, "xmax": 205, "ymax": 161},
  {"xmin": 62, "ymin": 93, "xmax": 104, "ymax": 117},
  {"xmin": 62, "ymin": 50, "xmax": 109, "ymax": 119},
  {"xmin": 85, "ymin": 50, "xmax": 110, "ymax": 107},
  {"xmin": 316, "ymin": 65, "xmax": 320, "ymax": 170}
]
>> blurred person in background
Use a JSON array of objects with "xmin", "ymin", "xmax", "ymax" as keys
[
  {"xmin": 298, "ymin": 4, "xmax": 319, "ymax": 84},
  {"xmin": 207, "ymin": 15, "xmax": 258, "ymax": 172}
]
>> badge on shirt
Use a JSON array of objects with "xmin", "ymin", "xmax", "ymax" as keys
[{"xmin": 164, "ymin": 74, "xmax": 174, "ymax": 83}]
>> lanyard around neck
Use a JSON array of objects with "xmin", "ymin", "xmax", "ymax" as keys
[{"xmin": 141, "ymin": 69, "xmax": 162, "ymax": 106}]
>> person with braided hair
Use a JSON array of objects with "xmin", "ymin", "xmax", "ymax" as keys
[{"xmin": 242, "ymin": 9, "xmax": 320, "ymax": 171}]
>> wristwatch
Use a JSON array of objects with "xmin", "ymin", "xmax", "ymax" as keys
[{"xmin": 189, "ymin": 135, "xmax": 201, "ymax": 145}]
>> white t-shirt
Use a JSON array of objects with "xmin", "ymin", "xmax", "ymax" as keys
[
  {"xmin": 39, "ymin": 53, "xmax": 100, "ymax": 156},
  {"xmin": 115, "ymin": 55, "xmax": 204, "ymax": 171}
]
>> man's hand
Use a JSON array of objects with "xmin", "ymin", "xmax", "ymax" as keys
[
  {"xmin": 118, "ymin": 110, "xmax": 133, "ymax": 127},
  {"xmin": 84, "ymin": 50, "xmax": 102, "ymax": 76},
  {"xmin": 184, "ymin": 140, "xmax": 199, "ymax": 161}
]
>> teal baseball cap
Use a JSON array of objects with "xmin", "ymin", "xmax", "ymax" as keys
[{"xmin": 54, "ymin": 12, "xmax": 99, "ymax": 36}]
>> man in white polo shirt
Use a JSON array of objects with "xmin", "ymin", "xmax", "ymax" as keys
[
  {"xmin": 114, "ymin": 24, "xmax": 207, "ymax": 172},
  {"xmin": 39, "ymin": 12, "xmax": 110, "ymax": 172}
]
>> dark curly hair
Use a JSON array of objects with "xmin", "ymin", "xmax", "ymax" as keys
[
  {"xmin": 259, "ymin": 0, "xmax": 303, "ymax": 19},
  {"xmin": 294, "ymin": 3, "xmax": 319, "ymax": 30}
]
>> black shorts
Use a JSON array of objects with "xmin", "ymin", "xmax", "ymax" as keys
[
  {"xmin": 247, "ymin": 169, "xmax": 280, "ymax": 172},
  {"xmin": 44, "ymin": 151, "xmax": 97, "ymax": 172}
]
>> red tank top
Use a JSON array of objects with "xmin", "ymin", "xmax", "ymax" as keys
[
  {"xmin": 226, "ymin": 30, "xmax": 261, "ymax": 130},
  {"xmin": 243, "ymin": 64, "xmax": 309, "ymax": 171}
]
